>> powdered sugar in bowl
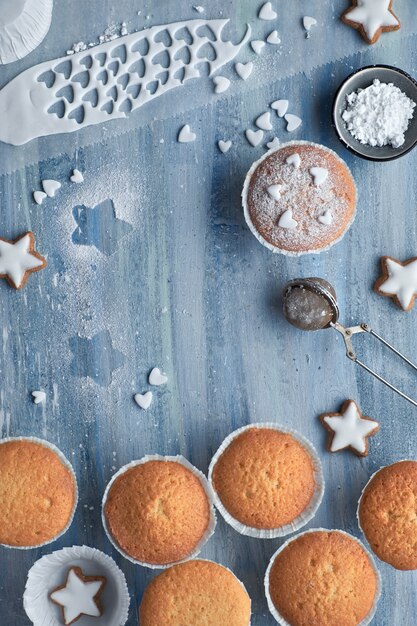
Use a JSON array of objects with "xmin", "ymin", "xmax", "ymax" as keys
[{"xmin": 333, "ymin": 65, "xmax": 417, "ymax": 161}]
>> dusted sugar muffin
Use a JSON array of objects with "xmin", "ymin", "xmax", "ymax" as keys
[
  {"xmin": 358, "ymin": 460, "xmax": 417, "ymax": 570},
  {"xmin": 209, "ymin": 425, "xmax": 323, "ymax": 536},
  {"xmin": 0, "ymin": 438, "xmax": 76, "ymax": 547},
  {"xmin": 139, "ymin": 559, "xmax": 251, "ymax": 626},
  {"xmin": 242, "ymin": 141, "xmax": 356, "ymax": 255},
  {"xmin": 103, "ymin": 458, "xmax": 214, "ymax": 566},
  {"xmin": 266, "ymin": 530, "xmax": 380, "ymax": 626}
]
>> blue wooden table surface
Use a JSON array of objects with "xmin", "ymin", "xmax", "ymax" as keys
[{"xmin": 1, "ymin": 1, "xmax": 417, "ymax": 624}]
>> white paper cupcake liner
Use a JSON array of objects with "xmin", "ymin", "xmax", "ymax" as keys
[
  {"xmin": 23, "ymin": 544, "xmax": 130, "ymax": 626},
  {"xmin": 101, "ymin": 454, "xmax": 217, "ymax": 569},
  {"xmin": 208, "ymin": 423, "xmax": 324, "ymax": 538},
  {"xmin": 241, "ymin": 140, "xmax": 357, "ymax": 256},
  {"xmin": 264, "ymin": 528, "xmax": 382, "ymax": 626},
  {"xmin": 0, "ymin": 436, "xmax": 78, "ymax": 550}
]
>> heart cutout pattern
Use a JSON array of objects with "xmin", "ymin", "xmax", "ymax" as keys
[
  {"xmin": 284, "ymin": 114, "xmax": 302, "ymax": 132},
  {"xmin": 318, "ymin": 210, "xmax": 333, "ymax": 226},
  {"xmin": 33, "ymin": 191, "xmax": 47, "ymax": 205},
  {"xmin": 278, "ymin": 209, "xmax": 297, "ymax": 229},
  {"xmin": 310, "ymin": 167, "xmax": 328, "ymax": 186},
  {"xmin": 251, "ymin": 40, "xmax": 265, "ymax": 55},
  {"xmin": 32, "ymin": 390, "xmax": 46, "ymax": 404},
  {"xmin": 134, "ymin": 391, "xmax": 153, "ymax": 410},
  {"xmin": 218, "ymin": 140, "xmax": 232, "ymax": 154},
  {"xmin": 245, "ymin": 129, "xmax": 264, "ymax": 147},
  {"xmin": 213, "ymin": 76, "xmax": 230, "ymax": 94},
  {"xmin": 266, "ymin": 137, "xmax": 280, "ymax": 150},
  {"xmin": 178, "ymin": 124, "xmax": 196, "ymax": 143},
  {"xmin": 286, "ymin": 153, "xmax": 301, "ymax": 168},
  {"xmin": 70, "ymin": 169, "xmax": 84, "ymax": 183},
  {"xmin": 259, "ymin": 2, "xmax": 277, "ymax": 20},
  {"xmin": 149, "ymin": 367, "xmax": 168, "ymax": 386},
  {"xmin": 42, "ymin": 179, "xmax": 61, "ymax": 198},
  {"xmin": 271, "ymin": 99, "xmax": 289, "ymax": 117},
  {"xmin": 235, "ymin": 62, "xmax": 253, "ymax": 81},
  {"xmin": 267, "ymin": 184, "xmax": 283, "ymax": 200},
  {"xmin": 267, "ymin": 30, "xmax": 281, "ymax": 44},
  {"xmin": 255, "ymin": 112, "xmax": 273, "ymax": 131}
]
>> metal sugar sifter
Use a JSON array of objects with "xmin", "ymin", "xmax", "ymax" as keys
[{"xmin": 283, "ymin": 277, "xmax": 417, "ymax": 407}]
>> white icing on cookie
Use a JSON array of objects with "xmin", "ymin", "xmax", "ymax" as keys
[
  {"xmin": 278, "ymin": 209, "xmax": 297, "ymax": 229},
  {"xmin": 0, "ymin": 234, "xmax": 44, "ymax": 288},
  {"xmin": 318, "ymin": 210, "xmax": 333, "ymax": 225},
  {"xmin": 344, "ymin": 0, "xmax": 399, "ymax": 40},
  {"xmin": 33, "ymin": 190, "xmax": 47, "ymax": 205},
  {"xmin": 271, "ymin": 99, "xmax": 289, "ymax": 117},
  {"xmin": 42, "ymin": 179, "xmax": 61, "ymax": 197},
  {"xmin": 149, "ymin": 367, "xmax": 168, "ymax": 386},
  {"xmin": 218, "ymin": 139, "xmax": 232, "ymax": 153},
  {"xmin": 255, "ymin": 112, "xmax": 273, "ymax": 131},
  {"xmin": 286, "ymin": 153, "xmax": 301, "ymax": 168},
  {"xmin": 32, "ymin": 390, "xmax": 46, "ymax": 404},
  {"xmin": 70, "ymin": 169, "xmax": 84, "ymax": 183},
  {"xmin": 178, "ymin": 124, "xmax": 196, "ymax": 143},
  {"xmin": 266, "ymin": 137, "xmax": 280, "ymax": 149},
  {"xmin": 378, "ymin": 258, "xmax": 417, "ymax": 310},
  {"xmin": 235, "ymin": 61, "xmax": 253, "ymax": 80},
  {"xmin": 134, "ymin": 391, "xmax": 153, "ymax": 410},
  {"xmin": 284, "ymin": 114, "xmax": 302, "ymax": 132},
  {"xmin": 50, "ymin": 568, "xmax": 104, "ymax": 625},
  {"xmin": 213, "ymin": 75, "xmax": 230, "ymax": 94},
  {"xmin": 303, "ymin": 16, "xmax": 317, "ymax": 31},
  {"xmin": 245, "ymin": 129, "xmax": 264, "ymax": 147},
  {"xmin": 310, "ymin": 167, "xmax": 328, "ymax": 186},
  {"xmin": 259, "ymin": 2, "xmax": 277, "ymax": 20},
  {"xmin": 322, "ymin": 401, "xmax": 378, "ymax": 454},
  {"xmin": 267, "ymin": 184, "xmax": 283, "ymax": 200},
  {"xmin": 251, "ymin": 40, "xmax": 265, "ymax": 55},
  {"xmin": 266, "ymin": 30, "xmax": 281, "ymax": 44}
]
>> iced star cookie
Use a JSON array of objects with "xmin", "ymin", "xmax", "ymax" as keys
[
  {"xmin": 50, "ymin": 567, "xmax": 106, "ymax": 625},
  {"xmin": 342, "ymin": 0, "xmax": 400, "ymax": 45},
  {"xmin": 320, "ymin": 400, "xmax": 379, "ymax": 457},
  {"xmin": 374, "ymin": 256, "xmax": 417, "ymax": 311},
  {"xmin": 0, "ymin": 232, "xmax": 46, "ymax": 289}
]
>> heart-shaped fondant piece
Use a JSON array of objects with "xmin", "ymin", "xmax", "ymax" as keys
[
  {"xmin": 271, "ymin": 99, "xmax": 289, "ymax": 117},
  {"xmin": 42, "ymin": 179, "xmax": 61, "ymax": 198},
  {"xmin": 286, "ymin": 153, "xmax": 301, "ymax": 168},
  {"xmin": 318, "ymin": 210, "xmax": 333, "ymax": 225},
  {"xmin": 32, "ymin": 390, "xmax": 46, "ymax": 404},
  {"xmin": 178, "ymin": 124, "xmax": 196, "ymax": 143},
  {"xmin": 267, "ymin": 30, "xmax": 281, "ymax": 44},
  {"xmin": 245, "ymin": 129, "xmax": 264, "ymax": 147},
  {"xmin": 213, "ymin": 76, "xmax": 230, "ymax": 94},
  {"xmin": 70, "ymin": 169, "xmax": 84, "ymax": 183},
  {"xmin": 149, "ymin": 367, "xmax": 168, "ymax": 386},
  {"xmin": 235, "ymin": 61, "xmax": 253, "ymax": 81},
  {"xmin": 267, "ymin": 184, "xmax": 283, "ymax": 200},
  {"xmin": 284, "ymin": 114, "xmax": 302, "ymax": 132},
  {"xmin": 303, "ymin": 16, "xmax": 317, "ymax": 31},
  {"xmin": 33, "ymin": 191, "xmax": 47, "ymax": 205},
  {"xmin": 251, "ymin": 40, "xmax": 265, "ymax": 55},
  {"xmin": 134, "ymin": 391, "xmax": 153, "ymax": 410},
  {"xmin": 255, "ymin": 112, "xmax": 273, "ymax": 131},
  {"xmin": 278, "ymin": 209, "xmax": 297, "ymax": 229},
  {"xmin": 218, "ymin": 140, "xmax": 232, "ymax": 154},
  {"xmin": 259, "ymin": 2, "xmax": 277, "ymax": 20},
  {"xmin": 266, "ymin": 137, "xmax": 280, "ymax": 150},
  {"xmin": 310, "ymin": 167, "xmax": 328, "ymax": 186}
]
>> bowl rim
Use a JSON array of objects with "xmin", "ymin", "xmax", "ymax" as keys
[{"xmin": 332, "ymin": 64, "xmax": 417, "ymax": 162}]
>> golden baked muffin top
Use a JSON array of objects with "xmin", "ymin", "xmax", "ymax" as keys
[
  {"xmin": 104, "ymin": 460, "xmax": 211, "ymax": 565},
  {"xmin": 268, "ymin": 530, "xmax": 378, "ymax": 626},
  {"xmin": 359, "ymin": 460, "xmax": 417, "ymax": 570},
  {"xmin": 211, "ymin": 428, "xmax": 316, "ymax": 529},
  {"xmin": 0, "ymin": 439, "xmax": 76, "ymax": 547},
  {"xmin": 139, "ymin": 559, "xmax": 251, "ymax": 626}
]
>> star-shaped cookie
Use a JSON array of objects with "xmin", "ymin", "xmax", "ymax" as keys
[
  {"xmin": 342, "ymin": 0, "xmax": 400, "ymax": 44},
  {"xmin": 0, "ymin": 232, "xmax": 46, "ymax": 289},
  {"xmin": 374, "ymin": 256, "xmax": 417, "ymax": 311},
  {"xmin": 320, "ymin": 400, "xmax": 379, "ymax": 457},
  {"xmin": 49, "ymin": 566, "xmax": 106, "ymax": 625}
]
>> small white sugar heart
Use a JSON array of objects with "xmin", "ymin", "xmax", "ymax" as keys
[
  {"xmin": 266, "ymin": 137, "xmax": 280, "ymax": 150},
  {"xmin": 284, "ymin": 114, "xmax": 302, "ymax": 132},
  {"xmin": 271, "ymin": 99, "xmax": 289, "ymax": 117},
  {"xmin": 245, "ymin": 129, "xmax": 264, "ymax": 147},
  {"xmin": 134, "ymin": 391, "xmax": 153, "ymax": 410},
  {"xmin": 259, "ymin": 2, "xmax": 277, "ymax": 20},
  {"xmin": 303, "ymin": 16, "xmax": 317, "ymax": 31},
  {"xmin": 235, "ymin": 61, "xmax": 253, "ymax": 81},
  {"xmin": 178, "ymin": 124, "xmax": 196, "ymax": 143},
  {"xmin": 286, "ymin": 153, "xmax": 301, "ymax": 168},
  {"xmin": 42, "ymin": 179, "xmax": 61, "ymax": 197},
  {"xmin": 32, "ymin": 390, "xmax": 46, "ymax": 404},
  {"xmin": 213, "ymin": 76, "xmax": 230, "ymax": 94},
  {"xmin": 318, "ymin": 210, "xmax": 333, "ymax": 225},
  {"xmin": 310, "ymin": 167, "xmax": 328, "ymax": 186},
  {"xmin": 255, "ymin": 112, "xmax": 273, "ymax": 131},
  {"xmin": 251, "ymin": 40, "xmax": 265, "ymax": 55},
  {"xmin": 70, "ymin": 169, "xmax": 84, "ymax": 183},
  {"xmin": 278, "ymin": 209, "xmax": 297, "ymax": 229},
  {"xmin": 218, "ymin": 140, "xmax": 232, "ymax": 154},
  {"xmin": 33, "ymin": 191, "xmax": 47, "ymax": 205},
  {"xmin": 149, "ymin": 367, "xmax": 168, "ymax": 386},
  {"xmin": 267, "ymin": 184, "xmax": 283, "ymax": 200},
  {"xmin": 267, "ymin": 30, "xmax": 281, "ymax": 44}
]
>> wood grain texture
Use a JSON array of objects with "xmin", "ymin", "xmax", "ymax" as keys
[{"xmin": 0, "ymin": 1, "xmax": 416, "ymax": 624}]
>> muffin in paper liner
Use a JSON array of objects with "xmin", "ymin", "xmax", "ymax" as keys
[
  {"xmin": 101, "ymin": 454, "xmax": 217, "ymax": 569},
  {"xmin": 23, "ymin": 545, "xmax": 130, "ymax": 626},
  {"xmin": 208, "ymin": 423, "xmax": 324, "ymax": 538},
  {"xmin": 0, "ymin": 436, "xmax": 78, "ymax": 550},
  {"xmin": 264, "ymin": 528, "xmax": 382, "ymax": 626}
]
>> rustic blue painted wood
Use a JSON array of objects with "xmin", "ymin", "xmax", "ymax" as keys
[{"xmin": 1, "ymin": 1, "xmax": 417, "ymax": 624}]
